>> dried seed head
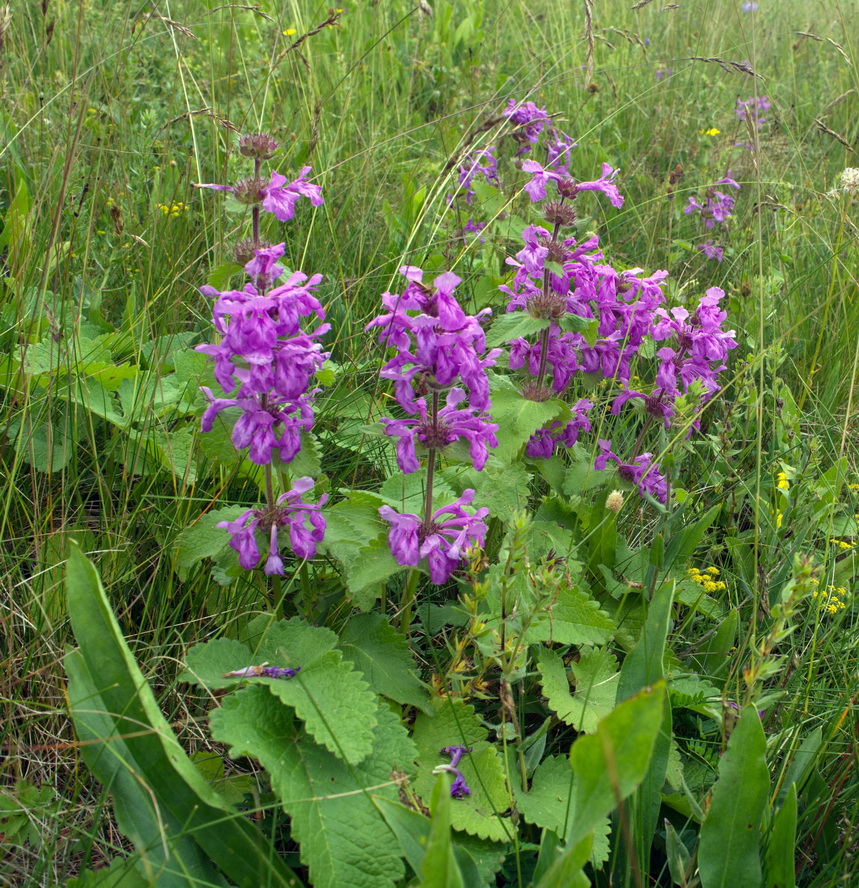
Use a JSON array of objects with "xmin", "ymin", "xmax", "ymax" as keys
[
  {"xmin": 239, "ymin": 132, "xmax": 279, "ymax": 160},
  {"xmin": 232, "ymin": 176, "xmax": 266, "ymax": 206},
  {"xmin": 520, "ymin": 381, "xmax": 552, "ymax": 402},
  {"xmin": 527, "ymin": 290, "xmax": 566, "ymax": 320},
  {"xmin": 543, "ymin": 200, "xmax": 577, "ymax": 228},
  {"xmin": 234, "ymin": 237, "xmax": 272, "ymax": 265}
]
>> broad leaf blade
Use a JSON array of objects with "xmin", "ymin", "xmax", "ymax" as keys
[{"xmin": 698, "ymin": 705, "xmax": 769, "ymax": 888}]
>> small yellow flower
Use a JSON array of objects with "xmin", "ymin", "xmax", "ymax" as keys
[
  {"xmin": 699, "ymin": 127, "xmax": 721, "ymax": 136},
  {"xmin": 703, "ymin": 581, "xmax": 719, "ymax": 592},
  {"xmin": 776, "ymin": 471, "xmax": 790, "ymax": 490},
  {"xmin": 283, "ymin": 28, "xmax": 296, "ymax": 36},
  {"xmin": 706, "ymin": 566, "xmax": 720, "ymax": 575}
]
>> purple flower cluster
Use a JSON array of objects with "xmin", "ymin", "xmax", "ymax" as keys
[
  {"xmin": 195, "ymin": 141, "xmax": 328, "ymax": 573},
  {"xmin": 684, "ymin": 173, "xmax": 739, "ymax": 229},
  {"xmin": 217, "ymin": 477, "xmax": 328, "ymax": 575},
  {"xmin": 684, "ymin": 172, "xmax": 740, "ymax": 262},
  {"xmin": 367, "ymin": 268, "xmax": 498, "ymax": 583},
  {"xmin": 433, "ymin": 745, "xmax": 472, "ymax": 799},
  {"xmin": 502, "ymin": 99, "xmax": 551, "ymax": 154},
  {"xmin": 496, "ymin": 156, "xmax": 736, "ymax": 503},
  {"xmin": 454, "ymin": 147, "xmax": 498, "ymax": 204},
  {"xmin": 379, "ymin": 492, "xmax": 489, "ymax": 585},
  {"xmin": 735, "ymin": 95, "xmax": 771, "ymax": 129},
  {"xmin": 366, "ymin": 266, "xmax": 501, "ymax": 448}
]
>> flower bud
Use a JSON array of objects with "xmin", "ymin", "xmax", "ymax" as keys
[
  {"xmin": 543, "ymin": 200, "xmax": 577, "ymax": 228},
  {"xmin": 239, "ymin": 132, "xmax": 279, "ymax": 160}
]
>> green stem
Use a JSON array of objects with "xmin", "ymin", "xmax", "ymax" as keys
[{"xmin": 399, "ymin": 568, "xmax": 420, "ymax": 635}]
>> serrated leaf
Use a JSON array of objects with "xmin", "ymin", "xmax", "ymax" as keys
[
  {"xmin": 489, "ymin": 387, "xmax": 569, "ymax": 463},
  {"xmin": 486, "ymin": 313, "xmax": 551, "ymax": 348},
  {"xmin": 412, "ymin": 699, "xmax": 513, "ymax": 842},
  {"xmin": 380, "ymin": 470, "xmax": 457, "ymax": 515},
  {"xmin": 183, "ymin": 619, "xmax": 375, "ymax": 764},
  {"xmin": 439, "ymin": 463, "xmax": 532, "ymax": 522},
  {"xmin": 515, "ymin": 755, "xmax": 573, "ymax": 836},
  {"xmin": 212, "ymin": 689, "xmax": 416, "ymax": 888},
  {"xmin": 527, "ymin": 584, "xmax": 616, "ymax": 646},
  {"xmin": 287, "ymin": 430, "xmax": 322, "ymax": 478},
  {"xmin": 339, "ymin": 613, "xmax": 430, "ymax": 712},
  {"xmin": 172, "ymin": 506, "xmax": 243, "ymax": 573},
  {"xmin": 538, "ymin": 647, "xmax": 620, "ymax": 733},
  {"xmin": 338, "ymin": 537, "xmax": 405, "ymax": 611}
]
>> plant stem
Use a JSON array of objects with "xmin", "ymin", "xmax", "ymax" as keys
[{"xmin": 399, "ymin": 568, "xmax": 420, "ymax": 635}]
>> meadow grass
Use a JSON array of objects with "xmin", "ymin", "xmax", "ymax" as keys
[{"xmin": 2, "ymin": 0, "xmax": 859, "ymax": 885}]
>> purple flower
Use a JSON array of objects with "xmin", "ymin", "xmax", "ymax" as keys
[
  {"xmin": 216, "ymin": 477, "xmax": 328, "ymax": 573},
  {"xmin": 742, "ymin": 1, "xmax": 758, "ymax": 10},
  {"xmin": 455, "ymin": 147, "xmax": 498, "ymax": 204},
  {"xmin": 684, "ymin": 173, "xmax": 739, "ymax": 229},
  {"xmin": 381, "ymin": 389, "xmax": 499, "ymax": 473},
  {"xmin": 526, "ymin": 399, "xmax": 594, "ymax": 458},
  {"xmin": 736, "ymin": 96, "xmax": 771, "ymax": 128},
  {"xmin": 434, "ymin": 745, "xmax": 472, "ymax": 799},
  {"xmin": 368, "ymin": 268, "xmax": 501, "ymax": 413},
  {"xmin": 503, "ymin": 99, "xmax": 550, "ymax": 153},
  {"xmin": 245, "ymin": 243, "xmax": 286, "ymax": 289},
  {"xmin": 596, "ymin": 439, "xmax": 668, "ymax": 504},
  {"xmin": 379, "ymin": 490, "xmax": 489, "ymax": 584},
  {"xmin": 196, "ymin": 169, "xmax": 323, "ymax": 221},
  {"xmin": 521, "ymin": 160, "xmax": 624, "ymax": 207},
  {"xmin": 200, "ymin": 388, "xmax": 315, "ymax": 465},
  {"xmin": 696, "ymin": 241, "xmax": 724, "ymax": 262},
  {"xmin": 261, "ymin": 168, "xmax": 324, "ymax": 220},
  {"xmin": 545, "ymin": 129, "xmax": 577, "ymax": 174}
]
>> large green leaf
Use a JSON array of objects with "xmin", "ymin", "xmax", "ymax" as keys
[
  {"xmin": 183, "ymin": 619, "xmax": 378, "ymax": 765},
  {"xmin": 526, "ymin": 584, "xmax": 616, "ymax": 646},
  {"xmin": 533, "ymin": 833, "xmax": 592, "ymax": 888},
  {"xmin": 567, "ymin": 682, "xmax": 666, "ymax": 847},
  {"xmin": 339, "ymin": 613, "xmax": 431, "ymax": 712},
  {"xmin": 698, "ymin": 705, "xmax": 769, "ymax": 888},
  {"xmin": 211, "ymin": 688, "xmax": 416, "ymax": 888},
  {"xmin": 538, "ymin": 647, "xmax": 620, "ymax": 733},
  {"xmin": 64, "ymin": 545, "xmax": 302, "ymax": 888},
  {"xmin": 489, "ymin": 386, "xmax": 569, "ymax": 463},
  {"xmin": 766, "ymin": 783, "xmax": 797, "ymax": 888}
]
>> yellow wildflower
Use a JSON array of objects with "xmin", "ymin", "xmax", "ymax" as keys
[{"xmin": 699, "ymin": 127, "xmax": 720, "ymax": 136}]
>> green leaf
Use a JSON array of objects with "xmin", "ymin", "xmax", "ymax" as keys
[
  {"xmin": 765, "ymin": 783, "xmax": 797, "ymax": 888},
  {"xmin": 419, "ymin": 775, "xmax": 466, "ymax": 888},
  {"xmin": 64, "ymin": 545, "xmax": 302, "ymax": 888},
  {"xmin": 338, "ymin": 537, "xmax": 405, "ymax": 611},
  {"xmin": 339, "ymin": 613, "xmax": 431, "ymax": 712},
  {"xmin": 567, "ymin": 682, "xmax": 667, "ymax": 847},
  {"xmin": 486, "ymin": 313, "xmax": 551, "ymax": 348},
  {"xmin": 616, "ymin": 580, "xmax": 673, "ymax": 703},
  {"xmin": 698, "ymin": 706, "xmax": 769, "ymax": 888},
  {"xmin": 533, "ymin": 833, "xmax": 592, "ymax": 888},
  {"xmin": 212, "ymin": 688, "xmax": 416, "ymax": 888},
  {"xmin": 184, "ymin": 619, "xmax": 377, "ymax": 765},
  {"xmin": 538, "ymin": 647, "xmax": 620, "ymax": 733},
  {"xmin": 489, "ymin": 386, "xmax": 569, "ymax": 463},
  {"xmin": 663, "ymin": 504, "xmax": 722, "ymax": 569},
  {"xmin": 439, "ymin": 463, "xmax": 532, "ymax": 522},
  {"xmin": 207, "ymin": 261, "xmax": 244, "ymax": 290},
  {"xmin": 527, "ymin": 583, "xmax": 616, "ymax": 646},
  {"xmin": 515, "ymin": 755, "xmax": 573, "ymax": 836},
  {"xmin": 171, "ymin": 506, "xmax": 241, "ymax": 575},
  {"xmin": 412, "ymin": 699, "xmax": 514, "ymax": 842}
]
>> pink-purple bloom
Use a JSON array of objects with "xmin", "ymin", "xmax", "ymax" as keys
[
  {"xmin": 684, "ymin": 172, "xmax": 740, "ymax": 229},
  {"xmin": 379, "ymin": 490, "xmax": 489, "ymax": 584},
  {"xmin": 217, "ymin": 477, "xmax": 328, "ymax": 574},
  {"xmin": 381, "ymin": 389, "xmax": 499, "ymax": 473},
  {"xmin": 521, "ymin": 160, "xmax": 624, "ymax": 208},
  {"xmin": 595, "ymin": 440, "xmax": 668, "ymax": 504},
  {"xmin": 196, "ymin": 169, "xmax": 323, "ymax": 221}
]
